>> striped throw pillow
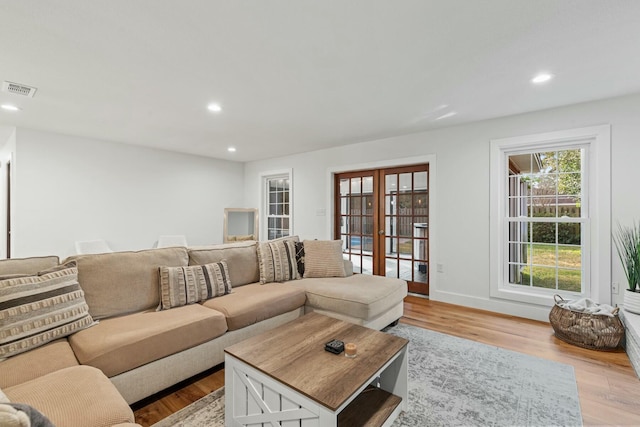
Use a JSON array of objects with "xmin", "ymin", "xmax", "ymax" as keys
[
  {"xmin": 0, "ymin": 261, "xmax": 96, "ymax": 359},
  {"xmin": 256, "ymin": 239, "xmax": 298, "ymax": 284},
  {"xmin": 302, "ymin": 240, "xmax": 347, "ymax": 278},
  {"xmin": 158, "ymin": 261, "xmax": 232, "ymax": 310}
]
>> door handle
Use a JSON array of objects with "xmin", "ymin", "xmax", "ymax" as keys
[{"xmin": 378, "ymin": 230, "xmax": 385, "ymax": 235}]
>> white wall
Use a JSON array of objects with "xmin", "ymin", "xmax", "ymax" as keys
[
  {"xmin": 0, "ymin": 127, "xmax": 16, "ymax": 259},
  {"xmin": 244, "ymin": 92, "xmax": 640, "ymax": 321},
  {"xmin": 11, "ymin": 128, "xmax": 244, "ymax": 258}
]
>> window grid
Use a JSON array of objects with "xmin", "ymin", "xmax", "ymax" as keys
[
  {"xmin": 266, "ymin": 176, "xmax": 290, "ymax": 240},
  {"xmin": 506, "ymin": 148, "xmax": 586, "ymax": 294}
]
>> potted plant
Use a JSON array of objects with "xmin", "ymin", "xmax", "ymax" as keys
[{"xmin": 613, "ymin": 221, "xmax": 640, "ymax": 314}]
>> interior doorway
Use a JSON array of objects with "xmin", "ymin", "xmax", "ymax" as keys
[{"xmin": 334, "ymin": 164, "xmax": 429, "ymax": 295}]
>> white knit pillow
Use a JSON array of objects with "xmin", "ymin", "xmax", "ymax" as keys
[{"xmin": 302, "ymin": 240, "xmax": 346, "ymax": 278}]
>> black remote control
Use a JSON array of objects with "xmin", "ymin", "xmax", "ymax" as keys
[{"xmin": 324, "ymin": 339, "xmax": 344, "ymax": 354}]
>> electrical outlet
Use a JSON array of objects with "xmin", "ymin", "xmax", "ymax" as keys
[
  {"xmin": 612, "ymin": 282, "xmax": 619, "ymax": 294},
  {"xmin": 437, "ymin": 263, "xmax": 444, "ymax": 273}
]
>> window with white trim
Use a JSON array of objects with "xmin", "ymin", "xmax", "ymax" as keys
[
  {"xmin": 507, "ymin": 148, "xmax": 585, "ymax": 293},
  {"xmin": 263, "ymin": 173, "xmax": 292, "ymax": 240},
  {"xmin": 490, "ymin": 126, "xmax": 611, "ymax": 306}
]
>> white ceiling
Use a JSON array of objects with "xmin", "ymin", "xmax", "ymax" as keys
[{"xmin": 1, "ymin": 0, "xmax": 639, "ymax": 162}]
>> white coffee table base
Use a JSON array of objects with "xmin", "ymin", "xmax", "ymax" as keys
[{"xmin": 225, "ymin": 346, "xmax": 408, "ymax": 427}]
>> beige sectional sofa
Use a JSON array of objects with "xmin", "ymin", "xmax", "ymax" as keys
[{"xmin": 0, "ymin": 238, "xmax": 407, "ymax": 427}]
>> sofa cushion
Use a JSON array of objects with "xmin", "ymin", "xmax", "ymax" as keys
[
  {"xmin": 66, "ymin": 247, "xmax": 189, "ymax": 320},
  {"xmin": 68, "ymin": 304, "xmax": 227, "ymax": 377},
  {"xmin": 4, "ymin": 365, "xmax": 135, "ymax": 427},
  {"xmin": 188, "ymin": 241, "xmax": 259, "ymax": 287},
  {"xmin": 202, "ymin": 283, "xmax": 306, "ymax": 330},
  {"xmin": 0, "ymin": 256, "xmax": 59, "ymax": 277},
  {"xmin": 302, "ymin": 240, "xmax": 346, "ymax": 278},
  {"xmin": 0, "ymin": 262, "xmax": 96, "ymax": 359},
  {"xmin": 158, "ymin": 261, "xmax": 232, "ymax": 310},
  {"xmin": 257, "ymin": 239, "xmax": 299, "ymax": 284},
  {"xmin": 0, "ymin": 339, "xmax": 79, "ymax": 389},
  {"xmin": 295, "ymin": 274, "xmax": 407, "ymax": 321}
]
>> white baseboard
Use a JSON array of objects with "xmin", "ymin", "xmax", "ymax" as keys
[{"xmin": 429, "ymin": 289, "xmax": 551, "ymax": 322}]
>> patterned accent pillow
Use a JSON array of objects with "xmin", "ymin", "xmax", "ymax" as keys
[
  {"xmin": 0, "ymin": 403, "xmax": 56, "ymax": 427},
  {"xmin": 256, "ymin": 239, "xmax": 299, "ymax": 284},
  {"xmin": 295, "ymin": 241, "xmax": 305, "ymax": 277},
  {"xmin": 158, "ymin": 261, "xmax": 232, "ymax": 310},
  {"xmin": 303, "ymin": 240, "xmax": 346, "ymax": 278},
  {"xmin": 0, "ymin": 261, "xmax": 96, "ymax": 359}
]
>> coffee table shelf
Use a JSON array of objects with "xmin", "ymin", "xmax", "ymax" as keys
[{"xmin": 337, "ymin": 386, "xmax": 402, "ymax": 427}]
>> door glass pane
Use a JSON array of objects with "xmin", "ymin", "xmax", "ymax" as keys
[
  {"xmin": 340, "ymin": 179, "xmax": 349, "ymax": 196},
  {"xmin": 398, "ymin": 217, "xmax": 412, "ymax": 237},
  {"xmin": 398, "ymin": 237, "xmax": 412, "ymax": 258},
  {"xmin": 414, "ymin": 194, "xmax": 427, "ymax": 213},
  {"xmin": 399, "ymin": 259, "xmax": 412, "ymax": 281},
  {"xmin": 414, "ymin": 238, "xmax": 427, "ymax": 261},
  {"xmin": 414, "ymin": 172, "xmax": 428, "ymax": 191},
  {"xmin": 361, "ymin": 255, "xmax": 373, "ymax": 275},
  {"xmin": 350, "ymin": 196, "xmax": 362, "ymax": 215},
  {"xmin": 399, "ymin": 173, "xmax": 412, "ymax": 192},
  {"xmin": 340, "ymin": 197, "xmax": 348, "ymax": 215},
  {"xmin": 386, "ymin": 216, "xmax": 397, "ymax": 237},
  {"xmin": 386, "ymin": 196, "xmax": 396, "ymax": 215},
  {"xmin": 414, "ymin": 216, "xmax": 428, "ymax": 226},
  {"xmin": 385, "ymin": 258, "xmax": 398, "ymax": 278},
  {"xmin": 363, "ymin": 216, "xmax": 374, "ymax": 237},
  {"xmin": 351, "ymin": 255, "xmax": 363, "ymax": 274},
  {"xmin": 351, "ymin": 178, "xmax": 362, "ymax": 194},
  {"xmin": 385, "ymin": 237, "xmax": 398, "ymax": 256},
  {"xmin": 363, "ymin": 196, "xmax": 374, "ymax": 215},
  {"xmin": 349, "ymin": 217, "xmax": 360, "ymax": 237},
  {"xmin": 414, "ymin": 260, "xmax": 428, "ymax": 283},
  {"xmin": 398, "ymin": 194, "xmax": 412, "ymax": 211},
  {"xmin": 386, "ymin": 174, "xmax": 397, "ymax": 193},
  {"xmin": 363, "ymin": 176, "xmax": 374, "ymax": 194}
]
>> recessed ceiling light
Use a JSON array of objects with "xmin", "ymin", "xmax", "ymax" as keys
[
  {"xmin": 227, "ymin": 147, "xmax": 236, "ymax": 153},
  {"xmin": 1, "ymin": 104, "xmax": 21, "ymax": 111},
  {"xmin": 531, "ymin": 73, "xmax": 553, "ymax": 84},
  {"xmin": 207, "ymin": 103, "xmax": 222, "ymax": 113},
  {"xmin": 434, "ymin": 111, "xmax": 457, "ymax": 121}
]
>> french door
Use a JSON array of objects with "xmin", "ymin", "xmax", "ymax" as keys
[{"xmin": 334, "ymin": 164, "xmax": 429, "ymax": 295}]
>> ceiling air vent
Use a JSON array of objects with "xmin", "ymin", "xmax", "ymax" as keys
[{"xmin": 2, "ymin": 81, "xmax": 37, "ymax": 98}]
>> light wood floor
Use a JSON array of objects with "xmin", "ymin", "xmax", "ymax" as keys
[{"xmin": 133, "ymin": 297, "xmax": 640, "ymax": 426}]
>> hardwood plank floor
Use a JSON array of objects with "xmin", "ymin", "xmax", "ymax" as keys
[{"xmin": 133, "ymin": 297, "xmax": 640, "ymax": 426}]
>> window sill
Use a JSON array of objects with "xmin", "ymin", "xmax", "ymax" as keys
[{"xmin": 491, "ymin": 285, "xmax": 582, "ymax": 307}]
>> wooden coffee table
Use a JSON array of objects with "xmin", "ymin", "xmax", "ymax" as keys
[{"xmin": 224, "ymin": 312, "xmax": 408, "ymax": 427}]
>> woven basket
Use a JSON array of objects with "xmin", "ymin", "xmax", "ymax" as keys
[{"xmin": 549, "ymin": 294, "xmax": 624, "ymax": 351}]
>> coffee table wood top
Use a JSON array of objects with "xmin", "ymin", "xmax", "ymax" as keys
[{"xmin": 224, "ymin": 312, "xmax": 408, "ymax": 411}]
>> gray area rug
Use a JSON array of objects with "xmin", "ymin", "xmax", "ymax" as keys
[
  {"xmin": 152, "ymin": 387, "xmax": 225, "ymax": 427},
  {"xmin": 153, "ymin": 323, "xmax": 582, "ymax": 427}
]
